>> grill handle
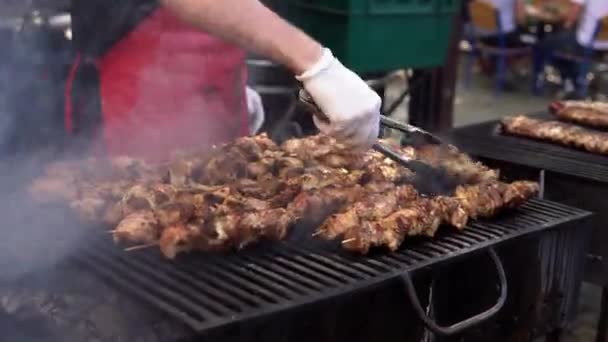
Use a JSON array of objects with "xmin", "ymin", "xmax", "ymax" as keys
[{"xmin": 400, "ymin": 248, "xmax": 507, "ymax": 336}]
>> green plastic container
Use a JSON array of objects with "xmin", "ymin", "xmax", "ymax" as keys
[{"xmin": 282, "ymin": 0, "xmax": 460, "ymax": 73}]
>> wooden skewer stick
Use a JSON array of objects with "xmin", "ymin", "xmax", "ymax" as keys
[
  {"xmin": 125, "ymin": 243, "xmax": 158, "ymax": 252},
  {"xmin": 341, "ymin": 238, "xmax": 356, "ymax": 244},
  {"xmin": 311, "ymin": 231, "xmax": 323, "ymax": 237}
]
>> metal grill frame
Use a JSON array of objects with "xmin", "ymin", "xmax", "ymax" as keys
[
  {"xmin": 76, "ymin": 199, "xmax": 591, "ymax": 337},
  {"xmin": 448, "ymin": 112, "xmax": 608, "ymax": 183},
  {"xmin": 448, "ymin": 115, "xmax": 608, "ymax": 286}
]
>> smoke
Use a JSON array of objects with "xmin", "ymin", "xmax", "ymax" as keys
[
  {"xmin": 0, "ymin": 155, "xmax": 87, "ymax": 282},
  {"xmin": 0, "ymin": 6, "xmax": 84, "ymax": 281}
]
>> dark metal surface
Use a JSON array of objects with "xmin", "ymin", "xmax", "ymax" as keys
[
  {"xmin": 75, "ymin": 199, "xmax": 590, "ymax": 336},
  {"xmin": 448, "ymin": 117, "xmax": 607, "ymax": 339},
  {"xmin": 447, "ymin": 115, "xmax": 608, "ymax": 285},
  {"xmin": 402, "ymin": 248, "xmax": 507, "ymax": 336},
  {"xmin": 447, "ymin": 112, "xmax": 608, "ymax": 183}
]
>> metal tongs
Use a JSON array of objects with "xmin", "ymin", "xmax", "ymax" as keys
[{"xmin": 298, "ymin": 89, "xmax": 444, "ymax": 176}]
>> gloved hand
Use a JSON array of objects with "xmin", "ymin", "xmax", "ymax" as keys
[
  {"xmin": 246, "ymin": 86, "xmax": 265, "ymax": 135},
  {"xmin": 296, "ymin": 48, "xmax": 381, "ymax": 149}
]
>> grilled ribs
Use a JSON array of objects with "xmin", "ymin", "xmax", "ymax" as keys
[
  {"xmin": 551, "ymin": 101, "xmax": 608, "ymax": 128},
  {"xmin": 502, "ymin": 115, "xmax": 608, "ymax": 155}
]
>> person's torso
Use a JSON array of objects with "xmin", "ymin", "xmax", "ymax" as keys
[
  {"xmin": 69, "ymin": 1, "xmax": 248, "ymax": 162},
  {"xmin": 576, "ymin": 0, "xmax": 608, "ymax": 49},
  {"xmin": 492, "ymin": 0, "xmax": 516, "ymax": 33},
  {"xmin": 474, "ymin": 0, "xmax": 516, "ymax": 36}
]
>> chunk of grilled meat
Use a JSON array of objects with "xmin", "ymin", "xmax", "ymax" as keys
[
  {"xmin": 288, "ymin": 185, "xmax": 365, "ymax": 223},
  {"xmin": 281, "ymin": 134, "xmax": 363, "ymax": 169},
  {"xmin": 342, "ymin": 199, "xmax": 442, "ymax": 254},
  {"xmin": 501, "ymin": 115, "xmax": 608, "ymax": 156},
  {"xmin": 166, "ymin": 157, "xmax": 207, "ymax": 186},
  {"xmin": 316, "ymin": 185, "xmax": 418, "ymax": 240},
  {"xmin": 159, "ymin": 208, "xmax": 296, "ymax": 259},
  {"xmin": 551, "ymin": 101, "xmax": 608, "ymax": 128},
  {"xmin": 121, "ymin": 184, "xmax": 176, "ymax": 215},
  {"xmin": 198, "ymin": 134, "xmax": 281, "ymax": 184},
  {"xmin": 332, "ymin": 180, "xmax": 538, "ymax": 254},
  {"xmin": 159, "ymin": 220, "xmax": 225, "ymax": 259},
  {"xmin": 411, "ymin": 144, "xmax": 499, "ymax": 184},
  {"xmin": 455, "ymin": 180, "xmax": 539, "ymax": 219},
  {"xmin": 69, "ymin": 197, "xmax": 107, "ymax": 223},
  {"xmin": 155, "ymin": 202, "xmax": 195, "ymax": 227},
  {"xmin": 360, "ymin": 152, "xmax": 415, "ymax": 184},
  {"xmin": 502, "ymin": 181, "xmax": 540, "ymax": 208},
  {"xmin": 298, "ymin": 167, "xmax": 364, "ymax": 191},
  {"xmin": 432, "ymin": 196, "xmax": 469, "ymax": 229},
  {"xmin": 113, "ymin": 210, "xmax": 160, "ymax": 245}
]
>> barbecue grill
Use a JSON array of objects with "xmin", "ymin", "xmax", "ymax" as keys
[
  {"xmin": 448, "ymin": 112, "xmax": 608, "ymax": 341},
  {"xmin": 51, "ymin": 198, "xmax": 588, "ymax": 341}
]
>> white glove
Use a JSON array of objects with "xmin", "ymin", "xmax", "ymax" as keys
[
  {"xmin": 246, "ymin": 86, "xmax": 265, "ymax": 135},
  {"xmin": 296, "ymin": 48, "xmax": 381, "ymax": 149}
]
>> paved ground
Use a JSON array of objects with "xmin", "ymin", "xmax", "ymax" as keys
[{"xmin": 382, "ymin": 61, "xmax": 603, "ymax": 341}]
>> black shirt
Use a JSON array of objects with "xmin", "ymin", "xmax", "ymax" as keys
[{"xmin": 70, "ymin": 0, "xmax": 159, "ymax": 57}]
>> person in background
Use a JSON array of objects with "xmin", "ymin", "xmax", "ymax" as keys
[
  {"xmin": 466, "ymin": 0, "xmax": 528, "ymax": 77},
  {"xmin": 66, "ymin": 0, "xmax": 380, "ymax": 163},
  {"xmin": 472, "ymin": 0, "xmax": 528, "ymax": 48},
  {"xmin": 533, "ymin": 0, "xmax": 608, "ymax": 97}
]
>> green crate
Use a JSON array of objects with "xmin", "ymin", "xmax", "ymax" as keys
[{"xmin": 282, "ymin": 0, "xmax": 459, "ymax": 73}]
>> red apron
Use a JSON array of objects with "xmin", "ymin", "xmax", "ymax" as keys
[{"xmin": 65, "ymin": 7, "xmax": 248, "ymax": 163}]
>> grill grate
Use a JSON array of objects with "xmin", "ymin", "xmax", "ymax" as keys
[
  {"xmin": 75, "ymin": 199, "xmax": 590, "ymax": 335},
  {"xmin": 448, "ymin": 112, "xmax": 608, "ymax": 182}
]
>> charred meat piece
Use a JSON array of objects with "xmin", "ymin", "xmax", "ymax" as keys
[
  {"xmin": 281, "ymin": 134, "xmax": 362, "ymax": 168},
  {"xmin": 232, "ymin": 208, "xmax": 296, "ymax": 248},
  {"xmin": 159, "ymin": 208, "xmax": 296, "ymax": 259},
  {"xmin": 342, "ymin": 199, "xmax": 441, "ymax": 254},
  {"xmin": 288, "ymin": 185, "xmax": 365, "ymax": 223},
  {"xmin": 455, "ymin": 182, "xmax": 507, "ymax": 218},
  {"xmin": 121, "ymin": 184, "xmax": 174, "ymax": 215},
  {"xmin": 360, "ymin": 157, "xmax": 415, "ymax": 184},
  {"xmin": 155, "ymin": 202, "xmax": 195, "ymax": 227},
  {"xmin": 166, "ymin": 157, "xmax": 207, "ymax": 186},
  {"xmin": 159, "ymin": 223, "xmax": 196, "ymax": 259},
  {"xmin": 70, "ymin": 197, "xmax": 107, "ymax": 223},
  {"xmin": 432, "ymin": 196, "xmax": 468, "ymax": 229},
  {"xmin": 113, "ymin": 210, "xmax": 160, "ymax": 245},
  {"xmin": 200, "ymin": 150, "xmax": 249, "ymax": 184},
  {"xmin": 501, "ymin": 115, "xmax": 608, "ymax": 156},
  {"xmin": 316, "ymin": 185, "xmax": 418, "ymax": 240},
  {"xmin": 454, "ymin": 180, "xmax": 539, "ymax": 219},
  {"xmin": 412, "ymin": 144, "xmax": 499, "ymax": 184},
  {"xmin": 298, "ymin": 167, "xmax": 364, "ymax": 191},
  {"xmin": 276, "ymin": 156, "xmax": 305, "ymax": 178},
  {"xmin": 158, "ymin": 218, "xmax": 224, "ymax": 259}
]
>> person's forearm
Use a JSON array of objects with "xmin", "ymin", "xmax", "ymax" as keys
[{"xmin": 160, "ymin": 0, "xmax": 323, "ymax": 75}]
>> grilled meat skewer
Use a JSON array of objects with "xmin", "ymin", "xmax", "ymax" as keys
[
  {"xmin": 327, "ymin": 180, "xmax": 538, "ymax": 254},
  {"xmin": 551, "ymin": 101, "xmax": 608, "ymax": 128},
  {"xmin": 501, "ymin": 115, "xmax": 608, "ymax": 156}
]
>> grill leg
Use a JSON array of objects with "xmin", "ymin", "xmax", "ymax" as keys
[{"xmin": 596, "ymin": 286, "xmax": 608, "ymax": 342}]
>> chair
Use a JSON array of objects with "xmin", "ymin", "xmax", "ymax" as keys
[
  {"xmin": 464, "ymin": 0, "xmax": 532, "ymax": 93},
  {"xmin": 551, "ymin": 16, "xmax": 608, "ymax": 98}
]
